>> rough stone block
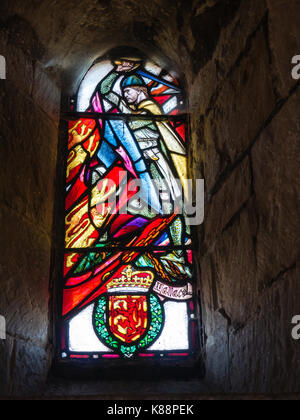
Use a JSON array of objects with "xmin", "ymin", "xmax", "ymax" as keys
[
  {"xmin": 229, "ymin": 263, "xmax": 300, "ymax": 393},
  {"xmin": 204, "ymin": 307, "xmax": 230, "ymax": 392},
  {"xmin": 0, "ymin": 335, "xmax": 14, "ymax": 397},
  {"xmin": 211, "ymin": 199, "xmax": 258, "ymax": 324},
  {"xmin": 204, "ymin": 157, "xmax": 252, "ymax": 250},
  {"xmin": 11, "ymin": 340, "xmax": 49, "ymax": 397},
  {"xmin": 0, "ymin": 29, "xmax": 34, "ymax": 97},
  {"xmin": 0, "ymin": 82, "xmax": 58, "ymax": 233},
  {"xmin": 252, "ymin": 89, "xmax": 300, "ymax": 289},
  {"xmin": 209, "ymin": 26, "xmax": 276, "ymax": 167},
  {"xmin": 189, "ymin": 0, "xmax": 268, "ymax": 115},
  {"xmin": 32, "ymin": 62, "xmax": 60, "ymax": 124},
  {"xmin": 267, "ymin": 0, "xmax": 300, "ymax": 97},
  {"xmin": 0, "ymin": 206, "xmax": 51, "ymax": 347}
]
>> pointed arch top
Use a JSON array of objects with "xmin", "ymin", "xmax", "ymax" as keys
[{"xmin": 75, "ymin": 47, "xmax": 185, "ymax": 116}]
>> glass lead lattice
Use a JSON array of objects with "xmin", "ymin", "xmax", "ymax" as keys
[{"xmin": 59, "ymin": 53, "xmax": 197, "ymax": 360}]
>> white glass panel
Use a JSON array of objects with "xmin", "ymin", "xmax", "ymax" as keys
[
  {"xmin": 77, "ymin": 60, "xmax": 114, "ymax": 111},
  {"xmin": 149, "ymin": 301, "xmax": 189, "ymax": 351},
  {"xmin": 112, "ymin": 76, "xmax": 123, "ymax": 96},
  {"xmin": 69, "ymin": 304, "xmax": 111, "ymax": 352},
  {"xmin": 163, "ymin": 96, "xmax": 178, "ymax": 114},
  {"xmin": 162, "ymin": 74, "xmax": 175, "ymax": 82},
  {"xmin": 144, "ymin": 60, "xmax": 162, "ymax": 76},
  {"xmin": 103, "ymin": 99, "xmax": 113, "ymax": 112}
]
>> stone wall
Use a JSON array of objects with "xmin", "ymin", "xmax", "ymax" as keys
[
  {"xmin": 0, "ymin": 0, "xmax": 299, "ymax": 397},
  {"xmin": 0, "ymin": 15, "xmax": 60, "ymax": 396},
  {"xmin": 192, "ymin": 0, "xmax": 300, "ymax": 393}
]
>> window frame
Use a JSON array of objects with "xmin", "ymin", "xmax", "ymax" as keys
[{"xmin": 51, "ymin": 50, "xmax": 204, "ymax": 379}]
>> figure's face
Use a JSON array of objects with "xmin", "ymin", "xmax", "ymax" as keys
[{"xmin": 124, "ymin": 87, "xmax": 139, "ymax": 104}]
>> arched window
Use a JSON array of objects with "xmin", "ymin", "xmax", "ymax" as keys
[{"xmin": 58, "ymin": 48, "xmax": 198, "ymax": 363}]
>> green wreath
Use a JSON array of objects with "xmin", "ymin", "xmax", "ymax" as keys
[{"xmin": 93, "ymin": 294, "xmax": 164, "ymax": 358}]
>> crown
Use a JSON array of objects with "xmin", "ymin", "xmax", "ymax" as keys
[{"xmin": 107, "ymin": 266, "xmax": 154, "ymax": 293}]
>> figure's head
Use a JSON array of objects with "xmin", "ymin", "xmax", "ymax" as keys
[
  {"xmin": 123, "ymin": 87, "xmax": 139, "ymax": 104},
  {"xmin": 121, "ymin": 75, "xmax": 148, "ymax": 104}
]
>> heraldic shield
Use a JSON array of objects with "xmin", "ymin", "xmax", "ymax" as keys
[
  {"xmin": 109, "ymin": 295, "xmax": 148, "ymax": 344},
  {"xmin": 93, "ymin": 266, "xmax": 165, "ymax": 358}
]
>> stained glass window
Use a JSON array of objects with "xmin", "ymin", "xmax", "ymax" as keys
[{"xmin": 58, "ymin": 51, "xmax": 197, "ymax": 361}]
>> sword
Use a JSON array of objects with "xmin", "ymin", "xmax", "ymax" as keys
[{"xmin": 137, "ymin": 70, "xmax": 181, "ymax": 92}]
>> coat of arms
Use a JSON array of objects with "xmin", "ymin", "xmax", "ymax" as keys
[{"xmin": 93, "ymin": 266, "xmax": 164, "ymax": 358}]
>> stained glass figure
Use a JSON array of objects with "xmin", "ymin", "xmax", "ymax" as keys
[{"xmin": 59, "ymin": 53, "xmax": 197, "ymax": 360}]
